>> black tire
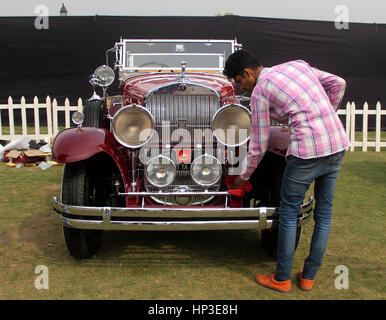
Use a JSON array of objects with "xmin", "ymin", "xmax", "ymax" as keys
[
  {"xmin": 83, "ymin": 99, "xmax": 104, "ymax": 127},
  {"xmin": 61, "ymin": 161, "xmax": 103, "ymax": 259}
]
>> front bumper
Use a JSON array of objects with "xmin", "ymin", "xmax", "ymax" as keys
[{"xmin": 53, "ymin": 196, "xmax": 314, "ymax": 231}]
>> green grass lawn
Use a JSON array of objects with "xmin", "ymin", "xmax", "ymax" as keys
[{"xmin": 0, "ymin": 151, "xmax": 385, "ymax": 300}]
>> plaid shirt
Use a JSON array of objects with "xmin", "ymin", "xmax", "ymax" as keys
[{"xmin": 240, "ymin": 60, "xmax": 350, "ymax": 180}]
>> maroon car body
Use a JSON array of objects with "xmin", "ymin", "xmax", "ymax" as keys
[{"xmin": 52, "ymin": 39, "xmax": 313, "ymax": 259}]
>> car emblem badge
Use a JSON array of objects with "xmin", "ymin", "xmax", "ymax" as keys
[{"xmin": 176, "ymin": 149, "xmax": 191, "ymax": 164}]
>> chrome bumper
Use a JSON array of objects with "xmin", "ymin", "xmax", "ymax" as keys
[{"xmin": 53, "ymin": 196, "xmax": 314, "ymax": 231}]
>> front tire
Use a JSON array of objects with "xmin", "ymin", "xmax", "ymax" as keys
[{"xmin": 61, "ymin": 161, "xmax": 103, "ymax": 259}]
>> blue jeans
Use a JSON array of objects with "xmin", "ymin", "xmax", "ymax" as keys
[{"xmin": 275, "ymin": 150, "xmax": 345, "ymax": 281}]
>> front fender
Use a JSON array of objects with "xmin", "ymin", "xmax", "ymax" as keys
[
  {"xmin": 52, "ymin": 127, "xmax": 127, "ymax": 163},
  {"xmin": 52, "ymin": 127, "xmax": 135, "ymax": 205}
]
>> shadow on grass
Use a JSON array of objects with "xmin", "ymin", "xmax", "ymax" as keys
[
  {"xmin": 100, "ymin": 229, "xmax": 271, "ymax": 265},
  {"xmin": 18, "ymin": 210, "xmax": 277, "ymax": 277}
]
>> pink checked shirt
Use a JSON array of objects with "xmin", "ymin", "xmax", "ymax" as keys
[{"xmin": 240, "ymin": 60, "xmax": 350, "ymax": 181}]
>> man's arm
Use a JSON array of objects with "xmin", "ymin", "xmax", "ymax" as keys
[
  {"xmin": 240, "ymin": 88, "xmax": 270, "ymax": 181},
  {"xmin": 311, "ymin": 67, "xmax": 347, "ymax": 111}
]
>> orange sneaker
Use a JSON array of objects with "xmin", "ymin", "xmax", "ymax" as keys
[
  {"xmin": 255, "ymin": 273, "xmax": 292, "ymax": 293},
  {"xmin": 298, "ymin": 271, "xmax": 315, "ymax": 291}
]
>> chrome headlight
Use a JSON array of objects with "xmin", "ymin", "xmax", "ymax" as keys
[
  {"xmin": 94, "ymin": 65, "xmax": 115, "ymax": 87},
  {"xmin": 191, "ymin": 155, "xmax": 222, "ymax": 186},
  {"xmin": 71, "ymin": 111, "xmax": 84, "ymax": 126},
  {"xmin": 212, "ymin": 103, "xmax": 251, "ymax": 147},
  {"xmin": 145, "ymin": 155, "xmax": 176, "ymax": 187},
  {"xmin": 112, "ymin": 105, "xmax": 155, "ymax": 148}
]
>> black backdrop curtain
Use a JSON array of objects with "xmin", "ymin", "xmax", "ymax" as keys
[{"xmin": 0, "ymin": 15, "xmax": 385, "ymax": 129}]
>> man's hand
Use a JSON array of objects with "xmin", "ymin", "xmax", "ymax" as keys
[{"xmin": 230, "ymin": 176, "xmax": 247, "ymax": 189}]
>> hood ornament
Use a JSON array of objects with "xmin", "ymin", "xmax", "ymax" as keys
[
  {"xmin": 177, "ymin": 61, "xmax": 188, "ymax": 84},
  {"xmin": 181, "ymin": 61, "xmax": 186, "ymax": 76}
]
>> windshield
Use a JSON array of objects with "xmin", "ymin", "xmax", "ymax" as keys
[{"xmin": 123, "ymin": 40, "xmax": 235, "ymax": 71}]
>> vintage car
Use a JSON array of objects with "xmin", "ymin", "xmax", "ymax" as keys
[{"xmin": 52, "ymin": 39, "xmax": 314, "ymax": 259}]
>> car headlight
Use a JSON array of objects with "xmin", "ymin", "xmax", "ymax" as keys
[
  {"xmin": 191, "ymin": 155, "xmax": 222, "ymax": 186},
  {"xmin": 212, "ymin": 103, "xmax": 251, "ymax": 147},
  {"xmin": 71, "ymin": 111, "xmax": 84, "ymax": 126},
  {"xmin": 94, "ymin": 65, "xmax": 115, "ymax": 87},
  {"xmin": 112, "ymin": 105, "xmax": 155, "ymax": 148},
  {"xmin": 145, "ymin": 155, "xmax": 176, "ymax": 187}
]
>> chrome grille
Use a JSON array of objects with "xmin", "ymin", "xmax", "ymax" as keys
[{"xmin": 145, "ymin": 92, "xmax": 220, "ymax": 144}]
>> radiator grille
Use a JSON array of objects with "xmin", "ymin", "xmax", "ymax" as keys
[{"xmin": 145, "ymin": 93, "xmax": 219, "ymax": 144}]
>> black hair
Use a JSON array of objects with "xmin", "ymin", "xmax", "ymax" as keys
[{"xmin": 223, "ymin": 49, "xmax": 261, "ymax": 79}]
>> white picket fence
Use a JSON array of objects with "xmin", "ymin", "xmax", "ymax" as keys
[
  {"xmin": 0, "ymin": 96, "xmax": 83, "ymax": 142},
  {"xmin": 337, "ymin": 101, "xmax": 386, "ymax": 152},
  {"xmin": 0, "ymin": 96, "xmax": 385, "ymax": 151}
]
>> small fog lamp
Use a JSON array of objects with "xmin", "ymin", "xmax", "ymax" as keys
[
  {"xmin": 191, "ymin": 155, "xmax": 222, "ymax": 186},
  {"xmin": 72, "ymin": 111, "xmax": 84, "ymax": 126},
  {"xmin": 145, "ymin": 155, "xmax": 176, "ymax": 187}
]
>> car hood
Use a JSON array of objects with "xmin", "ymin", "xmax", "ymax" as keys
[{"xmin": 121, "ymin": 72, "xmax": 235, "ymax": 104}]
